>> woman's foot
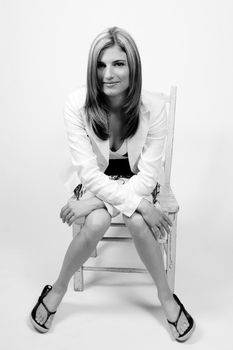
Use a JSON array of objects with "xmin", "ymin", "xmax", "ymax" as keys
[
  {"xmin": 159, "ymin": 293, "xmax": 193, "ymax": 340},
  {"xmin": 31, "ymin": 284, "xmax": 67, "ymax": 332}
]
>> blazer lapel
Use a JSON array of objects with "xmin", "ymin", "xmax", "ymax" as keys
[
  {"xmin": 83, "ymin": 104, "xmax": 150, "ymax": 173},
  {"xmin": 128, "ymin": 106, "xmax": 150, "ymax": 172},
  {"xmin": 85, "ymin": 121, "xmax": 109, "ymax": 169}
]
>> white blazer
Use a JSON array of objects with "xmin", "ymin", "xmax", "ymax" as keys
[{"xmin": 63, "ymin": 86, "xmax": 167, "ymax": 217}]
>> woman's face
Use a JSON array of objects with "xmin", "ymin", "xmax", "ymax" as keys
[{"xmin": 97, "ymin": 45, "xmax": 129, "ymax": 102}]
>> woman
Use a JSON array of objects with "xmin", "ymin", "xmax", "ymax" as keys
[{"xmin": 30, "ymin": 26, "xmax": 195, "ymax": 342}]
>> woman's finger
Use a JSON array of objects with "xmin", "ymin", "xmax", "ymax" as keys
[
  {"xmin": 158, "ymin": 226, "xmax": 166, "ymax": 240},
  {"xmin": 61, "ymin": 208, "xmax": 72, "ymax": 222},
  {"xmin": 150, "ymin": 226, "xmax": 160, "ymax": 240},
  {"xmin": 60, "ymin": 204, "xmax": 69, "ymax": 218},
  {"xmin": 65, "ymin": 212, "xmax": 75, "ymax": 223},
  {"xmin": 163, "ymin": 213, "xmax": 172, "ymax": 226},
  {"xmin": 67, "ymin": 215, "xmax": 77, "ymax": 226},
  {"xmin": 161, "ymin": 220, "xmax": 170, "ymax": 234},
  {"xmin": 157, "ymin": 227, "xmax": 167, "ymax": 243}
]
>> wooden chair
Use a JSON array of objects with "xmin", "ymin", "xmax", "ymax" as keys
[{"xmin": 72, "ymin": 86, "xmax": 179, "ymax": 292}]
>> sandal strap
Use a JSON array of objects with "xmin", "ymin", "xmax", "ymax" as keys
[
  {"xmin": 32, "ymin": 285, "xmax": 57, "ymax": 329},
  {"xmin": 41, "ymin": 300, "xmax": 56, "ymax": 316},
  {"xmin": 40, "ymin": 301, "xmax": 56, "ymax": 326},
  {"xmin": 167, "ymin": 305, "xmax": 183, "ymax": 328},
  {"xmin": 167, "ymin": 293, "xmax": 194, "ymax": 338},
  {"xmin": 38, "ymin": 285, "xmax": 52, "ymax": 303}
]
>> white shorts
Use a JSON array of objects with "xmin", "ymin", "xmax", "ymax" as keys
[{"xmin": 72, "ymin": 176, "xmax": 161, "ymax": 217}]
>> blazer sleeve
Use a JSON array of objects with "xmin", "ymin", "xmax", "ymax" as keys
[
  {"xmin": 126, "ymin": 102, "xmax": 167, "ymax": 198},
  {"xmin": 63, "ymin": 92, "xmax": 166, "ymax": 217}
]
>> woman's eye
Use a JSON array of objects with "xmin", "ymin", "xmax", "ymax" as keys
[
  {"xmin": 97, "ymin": 62, "xmax": 125, "ymax": 69},
  {"xmin": 97, "ymin": 62, "xmax": 105, "ymax": 69},
  {"xmin": 115, "ymin": 62, "xmax": 124, "ymax": 66}
]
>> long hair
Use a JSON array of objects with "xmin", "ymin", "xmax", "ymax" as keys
[{"xmin": 85, "ymin": 26, "xmax": 142, "ymax": 140}]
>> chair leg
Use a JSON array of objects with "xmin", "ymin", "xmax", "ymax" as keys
[
  {"xmin": 166, "ymin": 213, "xmax": 177, "ymax": 292},
  {"xmin": 74, "ymin": 267, "xmax": 84, "ymax": 291},
  {"xmin": 72, "ymin": 223, "xmax": 85, "ymax": 291},
  {"xmin": 91, "ymin": 247, "xmax": 97, "ymax": 257}
]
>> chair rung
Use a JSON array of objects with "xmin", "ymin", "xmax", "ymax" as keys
[
  {"xmin": 101, "ymin": 237, "xmax": 132, "ymax": 242},
  {"xmin": 83, "ymin": 266, "xmax": 147, "ymax": 273},
  {"xmin": 110, "ymin": 223, "xmax": 125, "ymax": 226}
]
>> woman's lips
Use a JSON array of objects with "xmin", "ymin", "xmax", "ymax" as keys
[{"xmin": 104, "ymin": 82, "xmax": 119, "ymax": 86}]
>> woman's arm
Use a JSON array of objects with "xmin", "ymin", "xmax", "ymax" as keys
[
  {"xmin": 60, "ymin": 196, "xmax": 105, "ymax": 226},
  {"xmin": 64, "ymin": 91, "xmax": 142, "ymax": 217},
  {"xmin": 137, "ymin": 198, "xmax": 172, "ymax": 238},
  {"xmin": 60, "ymin": 195, "xmax": 172, "ymax": 240}
]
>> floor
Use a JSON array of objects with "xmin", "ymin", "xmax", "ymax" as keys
[{"xmin": 1, "ymin": 224, "xmax": 232, "ymax": 350}]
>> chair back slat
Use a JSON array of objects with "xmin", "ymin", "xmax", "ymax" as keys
[{"xmin": 164, "ymin": 86, "xmax": 177, "ymax": 187}]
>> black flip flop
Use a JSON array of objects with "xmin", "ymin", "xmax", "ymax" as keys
[
  {"xmin": 167, "ymin": 293, "xmax": 196, "ymax": 342},
  {"xmin": 30, "ymin": 285, "xmax": 57, "ymax": 333}
]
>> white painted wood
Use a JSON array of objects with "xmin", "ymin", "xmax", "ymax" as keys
[
  {"xmin": 91, "ymin": 247, "xmax": 97, "ymax": 257},
  {"xmin": 164, "ymin": 86, "xmax": 177, "ymax": 187},
  {"xmin": 74, "ymin": 267, "xmax": 84, "ymax": 292},
  {"xmin": 72, "ymin": 223, "xmax": 84, "ymax": 291},
  {"xmin": 83, "ymin": 266, "xmax": 147, "ymax": 273},
  {"xmin": 166, "ymin": 213, "xmax": 177, "ymax": 292},
  {"xmin": 158, "ymin": 184, "xmax": 179, "ymax": 213}
]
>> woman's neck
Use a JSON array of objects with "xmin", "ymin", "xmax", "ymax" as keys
[{"xmin": 105, "ymin": 93, "xmax": 125, "ymax": 112}]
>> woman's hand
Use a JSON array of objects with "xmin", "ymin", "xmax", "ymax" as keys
[
  {"xmin": 60, "ymin": 198, "xmax": 91, "ymax": 226},
  {"xmin": 60, "ymin": 196, "xmax": 105, "ymax": 226},
  {"xmin": 137, "ymin": 199, "xmax": 172, "ymax": 241}
]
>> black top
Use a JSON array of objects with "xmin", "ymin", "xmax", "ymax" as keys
[{"xmin": 104, "ymin": 154, "xmax": 134, "ymax": 177}]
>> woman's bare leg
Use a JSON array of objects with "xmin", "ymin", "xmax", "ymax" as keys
[
  {"xmin": 35, "ymin": 208, "xmax": 111, "ymax": 327},
  {"xmin": 123, "ymin": 212, "xmax": 190, "ymax": 337}
]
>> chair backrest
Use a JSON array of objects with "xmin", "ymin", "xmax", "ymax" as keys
[
  {"xmin": 164, "ymin": 86, "xmax": 177, "ymax": 187},
  {"xmin": 153, "ymin": 86, "xmax": 177, "ymax": 188}
]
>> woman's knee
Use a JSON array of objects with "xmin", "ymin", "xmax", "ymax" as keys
[
  {"xmin": 84, "ymin": 208, "xmax": 111, "ymax": 238},
  {"xmin": 123, "ymin": 212, "xmax": 149, "ymax": 239}
]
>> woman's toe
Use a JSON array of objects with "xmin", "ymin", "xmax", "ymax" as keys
[
  {"xmin": 171, "ymin": 324, "xmax": 179, "ymax": 338},
  {"xmin": 36, "ymin": 307, "xmax": 42, "ymax": 320},
  {"xmin": 38, "ymin": 312, "xmax": 45, "ymax": 324},
  {"xmin": 38, "ymin": 314, "xmax": 43, "ymax": 324},
  {"xmin": 177, "ymin": 325, "xmax": 182, "ymax": 334},
  {"xmin": 36, "ymin": 305, "xmax": 48, "ymax": 324},
  {"xmin": 179, "ymin": 313, "xmax": 188, "ymax": 332},
  {"xmin": 181, "ymin": 320, "xmax": 189, "ymax": 333},
  {"xmin": 181, "ymin": 324, "xmax": 186, "ymax": 333},
  {"xmin": 35, "ymin": 312, "xmax": 40, "ymax": 322},
  {"xmin": 44, "ymin": 315, "xmax": 54, "ymax": 329}
]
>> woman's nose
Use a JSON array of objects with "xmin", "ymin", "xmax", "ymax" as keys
[{"xmin": 104, "ymin": 65, "xmax": 114, "ymax": 80}]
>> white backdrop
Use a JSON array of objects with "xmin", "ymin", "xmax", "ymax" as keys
[{"xmin": 0, "ymin": 0, "xmax": 233, "ymax": 348}]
